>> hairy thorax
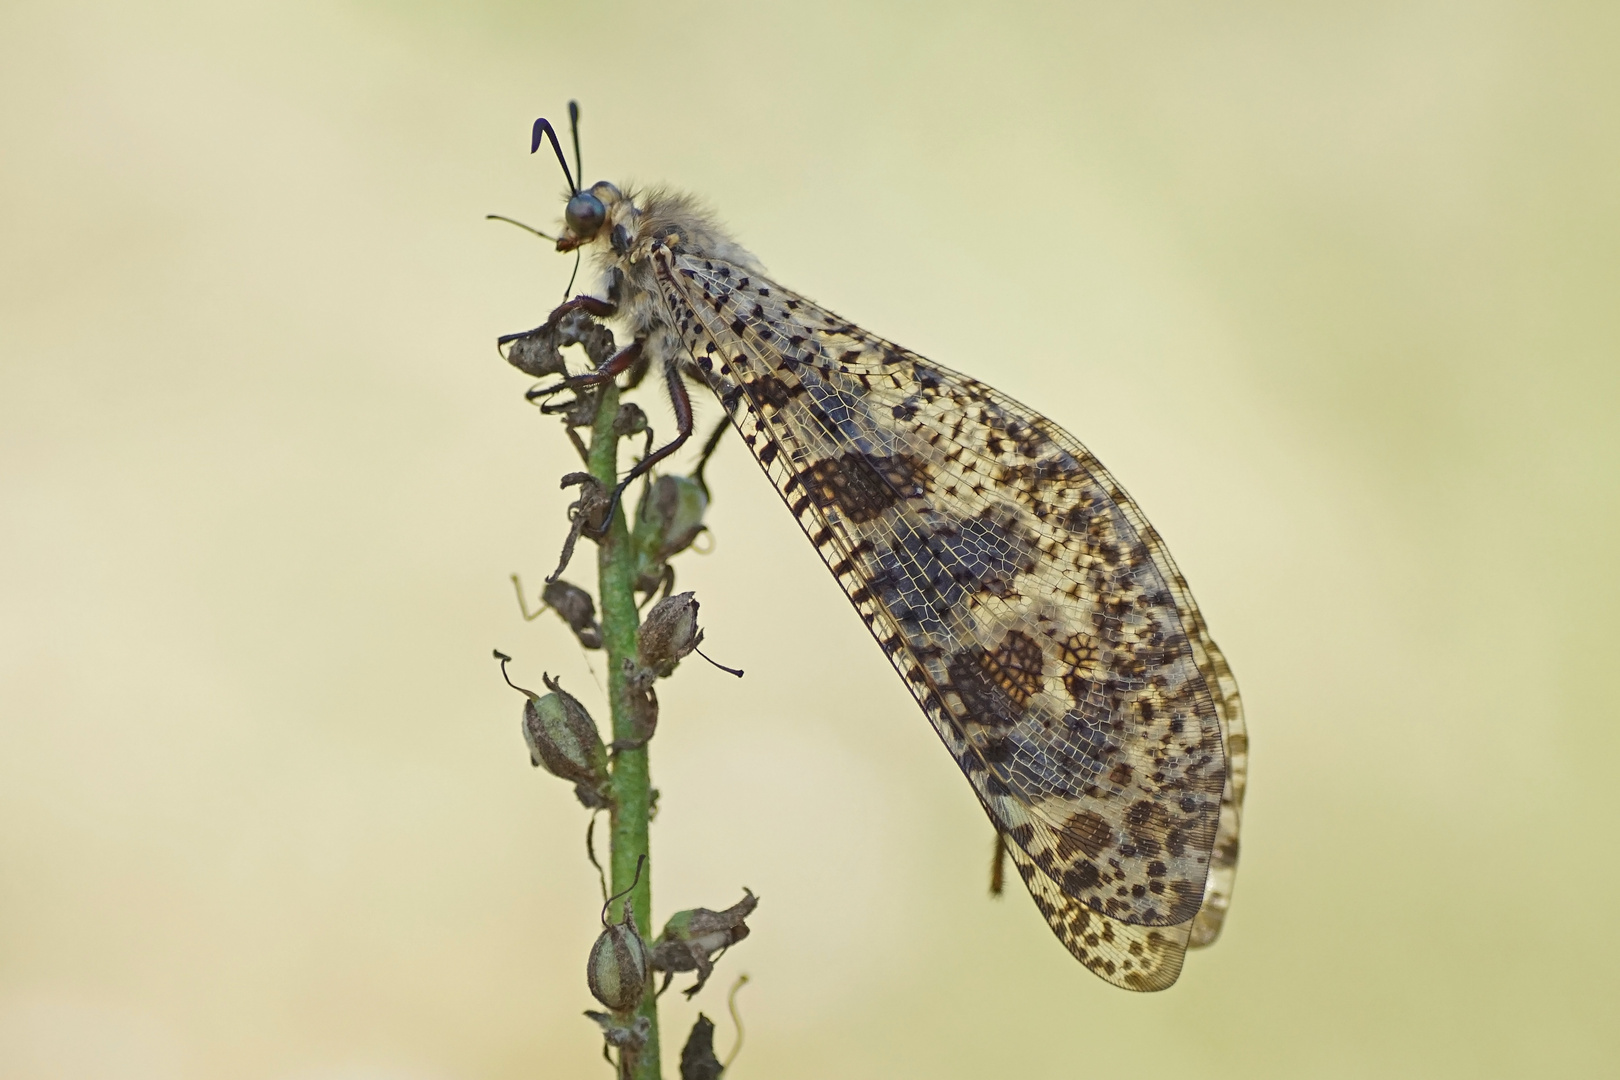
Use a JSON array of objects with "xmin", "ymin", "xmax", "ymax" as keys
[{"xmin": 582, "ymin": 183, "xmax": 766, "ymax": 375}]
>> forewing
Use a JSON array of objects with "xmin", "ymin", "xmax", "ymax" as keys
[{"xmin": 649, "ymin": 244, "xmax": 1240, "ymax": 986}]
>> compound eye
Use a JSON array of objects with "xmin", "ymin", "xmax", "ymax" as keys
[{"xmin": 565, "ymin": 192, "xmax": 606, "ymax": 239}]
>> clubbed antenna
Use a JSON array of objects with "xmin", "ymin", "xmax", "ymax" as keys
[
  {"xmin": 531, "ymin": 117, "xmax": 577, "ymax": 194},
  {"xmin": 568, "ymin": 100, "xmax": 584, "ymax": 190}
]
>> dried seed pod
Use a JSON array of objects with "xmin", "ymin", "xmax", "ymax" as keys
[
  {"xmin": 495, "ymin": 654, "xmax": 610, "ymax": 807},
  {"xmin": 544, "ymin": 472, "xmax": 613, "ymax": 582},
  {"xmin": 638, "ymin": 592, "xmax": 702, "ymax": 676},
  {"xmin": 609, "ymin": 661, "xmax": 658, "ymax": 753},
  {"xmin": 613, "ymin": 402, "xmax": 649, "ymax": 438},
  {"xmin": 631, "ymin": 475, "xmax": 710, "ymax": 585},
  {"xmin": 584, "ymin": 1009, "xmax": 651, "ymax": 1056},
  {"xmin": 525, "ymin": 676, "xmax": 610, "ymax": 800},
  {"xmin": 554, "ymin": 307, "xmax": 618, "ymax": 362},
  {"xmin": 542, "ymin": 578, "xmax": 603, "ymax": 650},
  {"xmin": 500, "ymin": 326, "xmax": 567, "ymax": 378},
  {"xmin": 545, "ymin": 386, "xmax": 600, "ymax": 431},
  {"xmin": 652, "ymin": 889, "xmax": 758, "ymax": 998},
  {"xmin": 679, "ymin": 1014, "xmax": 723, "ymax": 1080},
  {"xmin": 588, "ymin": 900, "xmax": 652, "ymax": 1013}
]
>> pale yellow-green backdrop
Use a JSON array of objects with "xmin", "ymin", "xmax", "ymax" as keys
[{"xmin": 2, "ymin": 2, "xmax": 1615, "ymax": 1077}]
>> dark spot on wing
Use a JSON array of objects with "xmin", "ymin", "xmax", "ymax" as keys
[
  {"xmin": 979, "ymin": 629, "xmax": 1044, "ymax": 707},
  {"xmin": 1062, "ymin": 860, "xmax": 1101, "ymax": 892},
  {"xmin": 945, "ymin": 649, "xmax": 1023, "ymax": 730},
  {"xmin": 752, "ymin": 374, "xmax": 798, "ymax": 410},
  {"xmin": 801, "ymin": 452, "xmax": 901, "ymax": 524},
  {"xmin": 1056, "ymin": 810, "xmax": 1114, "ymax": 861}
]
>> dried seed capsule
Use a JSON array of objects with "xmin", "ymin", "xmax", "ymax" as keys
[
  {"xmin": 651, "ymin": 889, "xmax": 758, "ymax": 998},
  {"xmin": 613, "ymin": 402, "xmax": 649, "ymax": 438},
  {"xmin": 495, "ymin": 653, "xmax": 609, "ymax": 806},
  {"xmin": 609, "ymin": 658, "xmax": 659, "ymax": 752},
  {"xmin": 633, "ymin": 475, "xmax": 709, "ymax": 564},
  {"xmin": 630, "ymin": 475, "xmax": 709, "ymax": 599},
  {"xmin": 638, "ymin": 592, "xmax": 702, "ymax": 676},
  {"xmin": 500, "ymin": 326, "xmax": 567, "ymax": 378},
  {"xmin": 584, "ymin": 1010, "xmax": 651, "ymax": 1056},
  {"xmin": 679, "ymin": 1014, "xmax": 723, "ymax": 1080},
  {"xmin": 542, "ymin": 578, "xmax": 603, "ymax": 650},
  {"xmin": 524, "ymin": 676, "xmax": 609, "ymax": 797},
  {"xmin": 588, "ymin": 901, "xmax": 651, "ymax": 1013}
]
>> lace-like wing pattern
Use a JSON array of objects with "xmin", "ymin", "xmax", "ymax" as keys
[{"xmin": 649, "ymin": 242, "xmax": 1245, "ymax": 990}]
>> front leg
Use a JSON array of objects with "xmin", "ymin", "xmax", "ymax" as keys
[
  {"xmin": 525, "ymin": 338, "xmax": 646, "ymax": 404},
  {"xmin": 541, "ymin": 293, "xmax": 617, "ymax": 327},
  {"xmin": 495, "ymin": 294, "xmax": 619, "ymax": 349}
]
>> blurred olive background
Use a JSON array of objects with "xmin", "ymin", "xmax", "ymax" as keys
[{"xmin": 3, "ymin": 1, "xmax": 1617, "ymax": 1077}]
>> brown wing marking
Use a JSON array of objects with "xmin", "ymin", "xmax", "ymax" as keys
[{"xmin": 649, "ymin": 243, "xmax": 1242, "ymax": 984}]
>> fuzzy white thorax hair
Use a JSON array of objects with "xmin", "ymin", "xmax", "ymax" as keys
[{"xmin": 576, "ymin": 182, "xmax": 766, "ymax": 374}]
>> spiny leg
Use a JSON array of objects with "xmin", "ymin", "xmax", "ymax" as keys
[
  {"xmin": 495, "ymin": 294, "xmax": 618, "ymax": 349},
  {"xmin": 527, "ymin": 338, "xmax": 645, "ymax": 403},
  {"xmin": 532, "ymin": 343, "xmax": 696, "ymax": 535},
  {"xmin": 595, "ymin": 361, "xmax": 694, "ymax": 535}
]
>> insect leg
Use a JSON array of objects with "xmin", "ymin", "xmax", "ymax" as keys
[
  {"xmin": 497, "ymin": 294, "xmax": 620, "ymax": 349},
  {"xmin": 990, "ymin": 830, "xmax": 1008, "ymax": 896},
  {"xmin": 593, "ymin": 361, "xmax": 695, "ymax": 534},
  {"xmin": 544, "ymin": 293, "xmax": 616, "ymax": 326},
  {"xmin": 570, "ymin": 338, "xmax": 644, "ymax": 388},
  {"xmin": 689, "ymin": 415, "xmax": 730, "ymax": 501},
  {"xmin": 526, "ymin": 339, "xmax": 645, "ymax": 402},
  {"xmin": 624, "ymin": 360, "xmax": 695, "ymax": 483}
]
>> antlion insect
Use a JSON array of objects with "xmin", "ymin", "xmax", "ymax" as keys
[{"xmin": 502, "ymin": 104, "xmax": 1247, "ymax": 991}]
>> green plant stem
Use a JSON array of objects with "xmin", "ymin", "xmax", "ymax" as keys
[{"xmin": 590, "ymin": 380, "xmax": 661, "ymax": 1079}]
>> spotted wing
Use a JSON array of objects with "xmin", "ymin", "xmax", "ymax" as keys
[
  {"xmin": 1189, "ymin": 627, "xmax": 1245, "ymax": 949},
  {"xmin": 650, "ymin": 244, "xmax": 1242, "ymax": 989}
]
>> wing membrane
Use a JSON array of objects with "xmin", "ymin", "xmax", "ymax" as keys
[{"xmin": 649, "ymin": 244, "xmax": 1244, "ymax": 987}]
